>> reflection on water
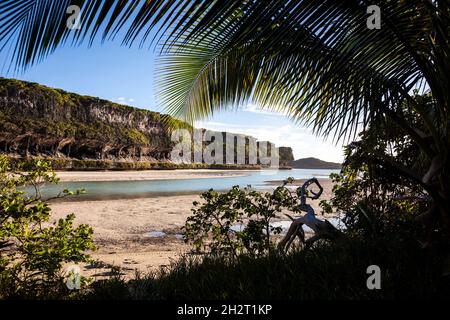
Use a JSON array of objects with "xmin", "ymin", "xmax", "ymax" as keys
[{"xmin": 36, "ymin": 169, "xmax": 338, "ymax": 200}]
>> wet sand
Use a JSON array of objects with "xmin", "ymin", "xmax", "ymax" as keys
[{"xmin": 55, "ymin": 169, "xmax": 250, "ymax": 182}]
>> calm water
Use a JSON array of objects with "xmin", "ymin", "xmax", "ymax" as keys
[{"xmin": 39, "ymin": 169, "xmax": 339, "ymax": 200}]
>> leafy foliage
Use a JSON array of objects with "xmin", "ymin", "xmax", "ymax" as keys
[
  {"xmin": 0, "ymin": 156, "xmax": 95, "ymax": 298},
  {"xmin": 85, "ymin": 237, "xmax": 450, "ymax": 300},
  {"xmin": 184, "ymin": 178, "xmax": 318, "ymax": 256},
  {"xmin": 320, "ymin": 94, "xmax": 450, "ymax": 248}
]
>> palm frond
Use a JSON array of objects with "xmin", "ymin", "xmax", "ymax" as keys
[
  {"xmin": 157, "ymin": 0, "xmax": 435, "ymax": 143},
  {"xmin": 1, "ymin": 0, "xmax": 448, "ymax": 145}
]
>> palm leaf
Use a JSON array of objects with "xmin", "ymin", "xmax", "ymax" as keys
[
  {"xmin": 0, "ymin": 0, "xmax": 448, "ymax": 146},
  {"xmin": 157, "ymin": 0, "xmax": 434, "ymax": 143}
]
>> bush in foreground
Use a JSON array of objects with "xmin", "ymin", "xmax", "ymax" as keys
[
  {"xmin": 0, "ymin": 156, "xmax": 95, "ymax": 299},
  {"xmin": 84, "ymin": 235, "xmax": 449, "ymax": 300}
]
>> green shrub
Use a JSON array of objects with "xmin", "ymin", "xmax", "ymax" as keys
[
  {"xmin": 184, "ymin": 179, "xmax": 301, "ymax": 256},
  {"xmin": 0, "ymin": 156, "xmax": 95, "ymax": 298}
]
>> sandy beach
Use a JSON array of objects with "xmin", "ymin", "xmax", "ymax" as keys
[
  {"xmin": 49, "ymin": 170, "xmax": 335, "ymax": 278},
  {"xmin": 55, "ymin": 169, "xmax": 249, "ymax": 182}
]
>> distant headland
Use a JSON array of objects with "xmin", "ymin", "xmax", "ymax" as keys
[{"xmin": 290, "ymin": 157, "xmax": 341, "ymax": 169}]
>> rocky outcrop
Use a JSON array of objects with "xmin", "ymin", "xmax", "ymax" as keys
[
  {"xmin": 0, "ymin": 77, "xmax": 294, "ymax": 167},
  {"xmin": 0, "ymin": 78, "xmax": 184, "ymax": 161},
  {"xmin": 278, "ymin": 147, "xmax": 294, "ymax": 167}
]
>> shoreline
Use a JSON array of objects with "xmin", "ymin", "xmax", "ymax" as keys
[
  {"xmin": 264, "ymin": 178, "xmax": 332, "ymax": 186},
  {"xmin": 55, "ymin": 169, "xmax": 254, "ymax": 182},
  {"xmin": 50, "ymin": 173, "xmax": 334, "ymax": 203},
  {"xmin": 55, "ymin": 168, "xmax": 333, "ymax": 183}
]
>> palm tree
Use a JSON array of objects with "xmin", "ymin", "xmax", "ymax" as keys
[{"xmin": 1, "ymin": 0, "xmax": 449, "ymax": 242}]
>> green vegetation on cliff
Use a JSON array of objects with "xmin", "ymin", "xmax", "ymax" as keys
[
  {"xmin": 0, "ymin": 77, "xmax": 184, "ymax": 160},
  {"xmin": 0, "ymin": 78, "xmax": 293, "ymax": 169}
]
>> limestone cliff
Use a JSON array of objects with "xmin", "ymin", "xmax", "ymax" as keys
[
  {"xmin": 0, "ymin": 78, "xmax": 294, "ymax": 168},
  {"xmin": 0, "ymin": 78, "xmax": 179, "ymax": 160}
]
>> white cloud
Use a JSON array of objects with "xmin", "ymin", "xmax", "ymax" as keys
[
  {"xmin": 243, "ymin": 103, "xmax": 285, "ymax": 117},
  {"xmin": 115, "ymin": 97, "xmax": 135, "ymax": 105}
]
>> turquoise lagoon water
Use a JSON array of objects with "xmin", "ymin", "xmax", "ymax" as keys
[{"xmin": 40, "ymin": 168, "xmax": 339, "ymax": 200}]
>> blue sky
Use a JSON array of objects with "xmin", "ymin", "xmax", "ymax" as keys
[{"xmin": 0, "ymin": 36, "xmax": 344, "ymax": 162}]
